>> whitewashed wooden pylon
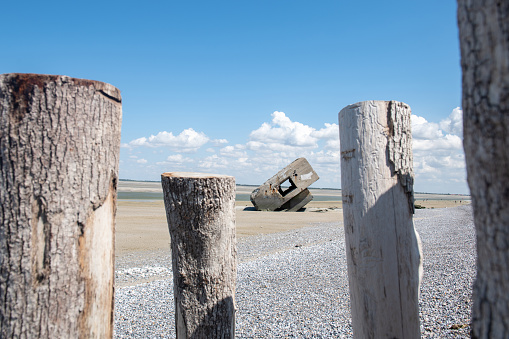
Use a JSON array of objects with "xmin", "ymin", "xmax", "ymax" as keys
[{"xmin": 339, "ymin": 100, "xmax": 422, "ymax": 339}]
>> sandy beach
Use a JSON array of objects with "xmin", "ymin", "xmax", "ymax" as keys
[
  {"xmin": 115, "ymin": 181, "xmax": 470, "ymax": 259},
  {"xmin": 115, "ymin": 196, "xmax": 475, "ymax": 339},
  {"xmin": 114, "ymin": 181, "xmax": 475, "ymax": 338},
  {"xmin": 115, "ymin": 200, "xmax": 343, "ymax": 257}
]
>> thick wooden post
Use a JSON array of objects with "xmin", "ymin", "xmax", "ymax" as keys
[
  {"xmin": 161, "ymin": 172, "xmax": 236, "ymax": 339},
  {"xmin": 0, "ymin": 74, "xmax": 122, "ymax": 338},
  {"xmin": 458, "ymin": 2, "xmax": 509, "ymax": 337},
  {"xmin": 338, "ymin": 100, "xmax": 422, "ymax": 338}
]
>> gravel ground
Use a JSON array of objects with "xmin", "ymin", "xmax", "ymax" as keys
[{"xmin": 114, "ymin": 205, "xmax": 475, "ymax": 338}]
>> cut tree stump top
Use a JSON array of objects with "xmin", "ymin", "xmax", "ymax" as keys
[
  {"xmin": 162, "ymin": 172, "xmax": 234, "ymax": 179},
  {"xmin": 0, "ymin": 73, "xmax": 121, "ymax": 103}
]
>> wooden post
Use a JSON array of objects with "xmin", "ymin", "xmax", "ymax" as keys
[
  {"xmin": 458, "ymin": 1, "xmax": 509, "ymax": 337},
  {"xmin": 161, "ymin": 172, "xmax": 236, "ymax": 339},
  {"xmin": 338, "ymin": 100, "xmax": 422, "ymax": 338},
  {"xmin": 0, "ymin": 74, "xmax": 122, "ymax": 338}
]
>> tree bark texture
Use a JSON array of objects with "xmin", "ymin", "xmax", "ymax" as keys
[
  {"xmin": 161, "ymin": 172, "xmax": 236, "ymax": 339},
  {"xmin": 0, "ymin": 73, "xmax": 122, "ymax": 338},
  {"xmin": 457, "ymin": 1, "xmax": 509, "ymax": 337},
  {"xmin": 338, "ymin": 100, "xmax": 422, "ymax": 339}
]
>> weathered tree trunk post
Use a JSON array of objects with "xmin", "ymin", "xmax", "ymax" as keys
[
  {"xmin": 161, "ymin": 172, "xmax": 236, "ymax": 339},
  {"xmin": 338, "ymin": 100, "xmax": 422, "ymax": 338},
  {"xmin": 0, "ymin": 73, "xmax": 122, "ymax": 338},
  {"xmin": 457, "ymin": 2, "xmax": 509, "ymax": 337}
]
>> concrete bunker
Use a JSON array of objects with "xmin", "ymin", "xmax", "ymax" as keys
[{"xmin": 250, "ymin": 158, "xmax": 319, "ymax": 211}]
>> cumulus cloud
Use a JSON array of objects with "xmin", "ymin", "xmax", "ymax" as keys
[
  {"xmin": 412, "ymin": 115, "xmax": 443, "ymax": 139},
  {"xmin": 166, "ymin": 154, "xmax": 194, "ymax": 163},
  {"xmin": 198, "ymin": 154, "xmax": 230, "ymax": 170},
  {"xmin": 127, "ymin": 128, "xmax": 209, "ymax": 152},
  {"xmin": 210, "ymin": 139, "xmax": 229, "ymax": 146},
  {"xmin": 119, "ymin": 108, "xmax": 467, "ymax": 193},
  {"xmin": 155, "ymin": 154, "xmax": 195, "ymax": 168},
  {"xmin": 413, "ymin": 134, "xmax": 462, "ymax": 151},
  {"xmin": 250, "ymin": 111, "xmax": 316, "ymax": 148},
  {"xmin": 313, "ymin": 123, "xmax": 340, "ymax": 150},
  {"xmin": 439, "ymin": 107, "xmax": 463, "ymax": 137},
  {"xmin": 219, "ymin": 145, "xmax": 248, "ymax": 158},
  {"xmin": 410, "ymin": 108, "xmax": 466, "ymax": 192},
  {"xmin": 248, "ymin": 111, "xmax": 339, "ymax": 152},
  {"xmin": 411, "ymin": 109, "xmax": 463, "ymax": 151},
  {"xmin": 309, "ymin": 150, "xmax": 340, "ymax": 165},
  {"xmin": 324, "ymin": 138, "xmax": 340, "ymax": 150},
  {"xmin": 312, "ymin": 123, "xmax": 339, "ymax": 139}
]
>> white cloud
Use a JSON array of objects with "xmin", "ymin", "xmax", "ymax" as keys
[
  {"xmin": 309, "ymin": 150, "xmax": 340, "ymax": 165},
  {"xmin": 410, "ymin": 108, "xmax": 467, "ymax": 193},
  {"xmin": 248, "ymin": 111, "xmax": 339, "ymax": 152},
  {"xmin": 210, "ymin": 139, "xmax": 229, "ymax": 146},
  {"xmin": 439, "ymin": 107, "xmax": 463, "ymax": 137},
  {"xmin": 136, "ymin": 158, "xmax": 148, "ymax": 164},
  {"xmin": 155, "ymin": 154, "xmax": 195, "ymax": 167},
  {"xmin": 127, "ymin": 128, "xmax": 209, "ymax": 152},
  {"xmin": 250, "ymin": 111, "xmax": 317, "ymax": 148},
  {"xmin": 166, "ymin": 154, "xmax": 194, "ymax": 163},
  {"xmin": 412, "ymin": 108, "xmax": 463, "ymax": 144},
  {"xmin": 119, "ymin": 108, "xmax": 468, "ymax": 193},
  {"xmin": 411, "ymin": 115, "xmax": 443, "ymax": 139},
  {"xmin": 324, "ymin": 138, "xmax": 340, "ymax": 150},
  {"xmin": 198, "ymin": 154, "xmax": 230, "ymax": 170},
  {"xmin": 411, "ymin": 109, "xmax": 464, "ymax": 152},
  {"xmin": 313, "ymin": 123, "xmax": 340, "ymax": 150},
  {"xmin": 245, "ymin": 141, "xmax": 268, "ymax": 152},
  {"xmin": 219, "ymin": 145, "xmax": 248, "ymax": 158},
  {"xmin": 312, "ymin": 123, "xmax": 339, "ymax": 140},
  {"xmin": 413, "ymin": 134, "xmax": 462, "ymax": 151}
]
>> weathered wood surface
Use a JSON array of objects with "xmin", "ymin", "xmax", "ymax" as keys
[
  {"xmin": 250, "ymin": 157, "xmax": 319, "ymax": 211},
  {"xmin": 161, "ymin": 172, "xmax": 236, "ymax": 339},
  {"xmin": 338, "ymin": 100, "xmax": 422, "ymax": 338},
  {"xmin": 457, "ymin": 2, "xmax": 509, "ymax": 337},
  {"xmin": 0, "ymin": 73, "xmax": 122, "ymax": 338}
]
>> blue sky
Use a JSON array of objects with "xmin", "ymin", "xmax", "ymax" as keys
[{"xmin": 1, "ymin": 0, "xmax": 467, "ymax": 194}]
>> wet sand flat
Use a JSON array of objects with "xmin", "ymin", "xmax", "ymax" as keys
[
  {"xmin": 115, "ymin": 199, "xmax": 468, "ymax": 260},
  {"xmin": 115, "ymin": 200, "xmax": 342, "ymax": 258},
  {"xmin": 115, "ymin": 181, "xmax": 470, "ymax": 259}
]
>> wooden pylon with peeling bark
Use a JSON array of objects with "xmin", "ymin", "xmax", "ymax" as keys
[{"xmin": 339, "ymin": 100, "xmax": 422, "ymax": 339}]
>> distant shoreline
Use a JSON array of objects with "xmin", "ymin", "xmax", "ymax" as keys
[
  {"xmin": 117, "ymin": 192, "xmax": 345, "ymax": 202},
  {"xmin": 117, "ymin": 180, "xmax": 471, "ymax": 202},
  {"xmin": 118, "ymin": 179, "xmax": 470, "ymax": 196}
]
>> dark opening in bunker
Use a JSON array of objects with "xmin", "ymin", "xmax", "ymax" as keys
[{"xmin": 278, "ymin": 177, "xmax": 297, "ymax": 197}]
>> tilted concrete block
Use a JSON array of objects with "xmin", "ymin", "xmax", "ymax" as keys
[
  {"xmin": 277, "ymin": 188, "xmax": 314, "ymax": 212},
  {"xmin": 250, "ymin": 158, "xmax": 319, "ymax": 211}
]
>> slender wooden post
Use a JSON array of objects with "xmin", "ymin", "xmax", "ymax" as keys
[
  {"xmin": 458, "ymin": 1, "xmax": 509, "ymax": 337},
  {"xmin": 338, "ymin": 100, "xmax": 422, "ymax": 338},
  {"xmin": 0, "ymin": 73, "xmax": 122, "ymax": 338},
  {"xmin": 161, "ymin": 172, "xmax": 236, "ymax": 339}
]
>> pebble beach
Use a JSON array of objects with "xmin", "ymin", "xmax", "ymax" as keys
[{"xmin": 114, "ymin": 204, "xmax": 475, "ymax": 338}]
